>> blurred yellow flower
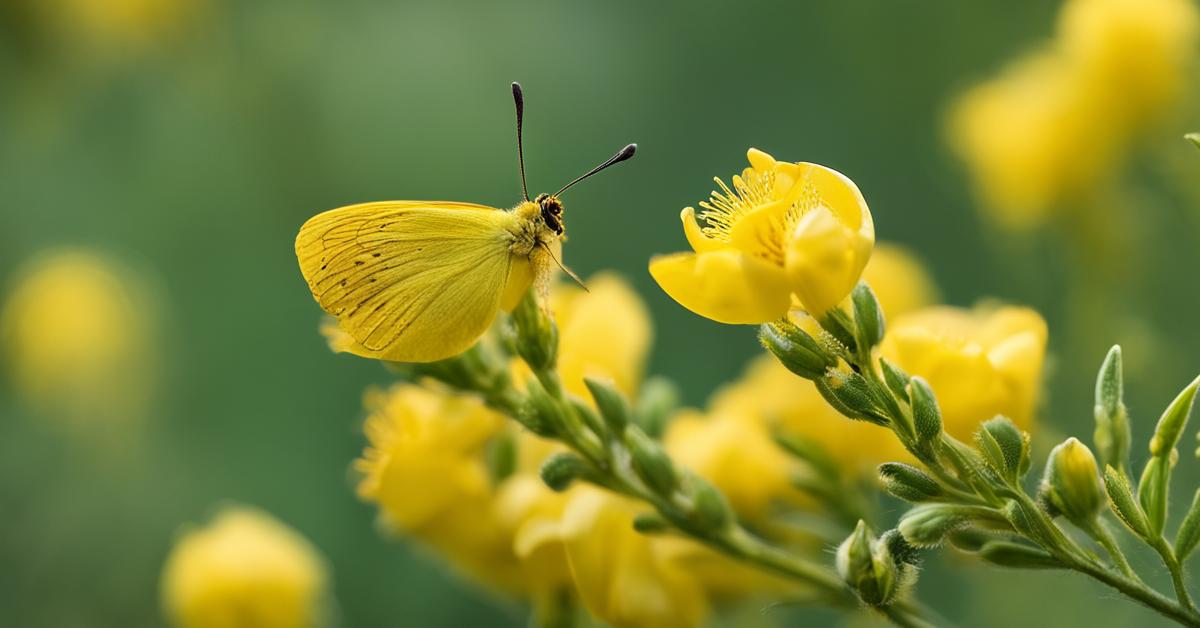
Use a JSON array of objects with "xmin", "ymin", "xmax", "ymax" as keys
[
  {"xmin": 861, "ymin": 243, "xmax": 939, "ymax": 321},
  {"xmin": 353, "ymin": 384, "xmax": 528, "ymax": 591},
  {"xmin": 29, "ymin": 0, "xmax": 200, "ymax": 56},
  {"xmin": 559, "ymin": 487, "xmax": 710, "ymax": 628},
  {"xmin": 880, "ymin": 305, "xmax": 1049, "ymax": 438},
  {"xmin": 650, "ymin": 149, "xmax": 874, "ymax": 322},
  {"xmin": 161, "ymin": 506, "xmax": 330, "ymax": 628},
  {"xmin": 553, "ymin": 272, "xmax": 652, "ymax": 398},
  {"xmin": 1, "ymin": 248, "xmax": 157, "ymax": 428},
  {"xmin": 947, "ymin": 0, "xmax": 1198, "ymax": 229}
]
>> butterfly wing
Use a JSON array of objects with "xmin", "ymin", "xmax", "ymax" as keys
[{"xmin": 295, "ymin": 201, "xmax": 520, "ymax": 362}]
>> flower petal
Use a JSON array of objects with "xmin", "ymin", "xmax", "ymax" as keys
[
  {"xmin": 681, "ymin": 207, "xmax": 727, "ymax": 253},
  {"xmin": 649, "ymin": 250, "xmax": 791, "ymax": 324}
]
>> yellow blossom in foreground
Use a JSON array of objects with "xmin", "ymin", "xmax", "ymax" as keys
[
  {"xmin": 881, "ymin": 305, "xmax": 1049, "ymax": 438},
  {"xmin": 559, "ymin": 487, "xmax": 710, "ymax": 628},
  {"xmin": 354, "ymin": 384, "xmax": 527, "ymax": 590},
  {"xmin": 161, "ymin": 507, "xmax": 330, "ymax": 628},
  {"xmin": 650, "ymin": 148, "xmax": 874, "ymax": 322},
  {"xmin": 1, "ymin": 248, "xmax": 156, "ymax": 427}
]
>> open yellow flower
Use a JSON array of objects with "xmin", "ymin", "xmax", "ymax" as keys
[
  {"xmin": 160, "ymin": 506, "xmax": 331, "ymax": 628},
  {"xmin": 881, "ymin": 305, "xmax": 1048, "ymax": 437},
  {"xmin": 650, "ymin": 149, "xmax": 874, "ymax": 322}
]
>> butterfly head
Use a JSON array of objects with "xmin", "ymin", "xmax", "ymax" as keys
[{"xmin": 535, "ymin": 193, "xmax": 564, "ymax": 235}]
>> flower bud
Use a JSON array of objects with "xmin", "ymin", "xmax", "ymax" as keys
[
  {"xmin": 879, "ymin": 462, "xmax": 944, "ymax": 503},
  {"xmin": 1149, "ymin": 375, "xmax": 1200, "ymax": 458},
  {"xmin": 688, "ymin": 475, "xmax": 734, "ymax": 531},
  {"xmin": 1040, "ymin": 438, "xmax": 1105, "ymax": 525},
  {"xmin": 851, "ymin": 282, "xmax": 885, "ymax": 348},
  {"xmin": 512, "ymin": 290, "xmax": 557, "ymax": 371},
  {"xmin": 521, "ymin": 378, "xmax": 563, "ymax": 437},
  {"xmin": 632, "ymin": 512, "xmax": 671, "ymax": 534},
  {"xmin": 1093, "ymin": 345, "xmax": 1130, "ymax": 473},
  {"xmin": 584, "ymin": 377, "xmax": 632, "ymax": 435},
  {"xmin": 836, "ymin": 521, "xmax": 899, "ymax": 606},
  {"xmin": 975, "ymin": 416, "xmax": 1029, "ymax": 483},
  {"xmin": 1176, "ymin": 489, "xmax": 1200, "ymax": 562},
  {"xmin": 899, "ymin": 504, "xmax": 997, "ymax": 548},
  {"xmin": 759, "ymin": 321, "xmax": 835, "ymax": 380},
  {"xmin": 879, "ymin": 358, "xmax": 911, "ymax": 401},
  {"xmin": 977, "ymin": 540, "xmax": 1062, "ymax": 570},
  {"xmin": 1137, "ymin": 455, "xmax": 1171, "ymax": 536},
  {"xmin": 634, "ymin": 376, "xmax": 679, "ymax": 438},
  {"xmin": 816, "ymin": 371, "xmax": 887, "ymax": 426},
  {"xmin": 626, "ymin": 426, "xmax": 678, "ymax": 496},
  {"xmin": 540, "ymin": 452, "xmax": 593, "ymax": 492},
  {"xmin": 1188, "ymin": 133, "xmax": 1200, "ymax": 150},
  {"xmin": 1104, "ymin": 465, "xmax": 1152, "ymax": 540},
  {"xmin": 907, "ymin": 376, "xmax": 943, "ymax": 449}
]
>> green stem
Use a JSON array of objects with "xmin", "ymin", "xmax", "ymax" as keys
[
  {"xmin": 1152, "ymin": 537, "xmax": 1198, "ymax": 614},
  {"xmin": 1084, "ymin": 519, "xmax": 1140, "ymax": 581}
]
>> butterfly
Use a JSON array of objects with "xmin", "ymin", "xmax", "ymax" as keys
[{"xmin": 295, "ymin": 82, "xmax": 636, "ymax": 363}]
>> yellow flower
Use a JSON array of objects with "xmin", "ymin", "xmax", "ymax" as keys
[
  {"xmin": 650, "ymin": 149, "xmax": 874, "ymax": 322},
  {"xmin": 553, "ymin": 272, "xmax": 652, "ymax": 398},
  {"xmin": 31, "ymin": 0, "xmax": 201, "ymax": 55},
  {"xmin": 160, "ymin": 506, "xmax": 330, "ymax": 628},
  {"xmin": 354, "ymin": 384, "xmax": 530, "ymax": 591},
  {"xmin": 861, "ymin": 243, "xmax": 938, "ymax": 320},
  {"xmin": 664, "ymin": 409, "xmax": 797, "ymax": 520},
  {"xmin": 880, "ymin": 305, "xmax": 1048, "ymax": 438},
  {"xmin": 1058, "ymin": 0, "xmax": 1199, "ymax": 130},
  {"xmin": 559, "ymin": 487, "xmax": 710, "ymax": 628},
  {"xmin": 1, "ymin": 248, "xmax": 157, "ymax": 428}
]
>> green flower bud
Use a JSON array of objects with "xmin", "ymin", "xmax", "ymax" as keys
[
  {"xmin": 836, "ymin": 521, "xmax": 900, "ymax": 606},
  {"xmin": 632, "ymin": 512, "xmax": 671, "ymax": 534},
  {"xmin": 775, "ymin": 432, "xmax": 841, "ymax": 481},
  {"xmin": 978, "ymin": 540, "xmax": 1063, "ymax": 570},
  {"xmin": 512, "ymin": 290, "xmax": 557, "ymax": 371},
  {"xmin": 1187, "ymin": 132, "xmax": 1200, "ymax": 150},
  {"xmin": 819, "ymin": 308, "xmax": 859, "ymax": 354},
  {"xmin": 759, "ymin": 321, "xmax": 835, "ymax": 380},
  {"xmin": 1149, "ymin": 375, "xmax": 1200, "ymax": 458},
  {"xmin": 584, "ymin": 377, "xmax": 631, "ymax": 436},
  {"xmin": 908, "ymin": 377, "xmax": 943, "ymax": 450},
  {"xmin": 975, "ymin": 416, "xmax": 1029, "ymax": 483},
  {"xmin": 879, "ymin": 358, "xmax": 912, "ymax": 402},
  {"xmin": 1137, "ymin": 455, "xmax": 1171, "ymax": 536},
  {"xmin": 1104, "ymin": 465, "xmax": 1152, "ymax": 540},
  {"xmin": 1039, "ymin": 438, "xmax": 1105, "ymax": 525},
  {"xmin": 540, "ymin": 452, "xmax": 593, "ymax": 491},
  {"xmin": 634, "ymin": 377, "xmax": 679, "ymax": 438},
  {"xmin": 817, "ymin": 371, "xmax": 888, "ymax": 426},
  {"xmin": 899, "ymin": 504, "xmax": 998, "ymax": 548},
  {"xmin": 851, "ymin": 282, "xmax": 886, "ymax": 349},
  {"xmin": 625, "ymin": 426, "xmax": 678, "ymax": 496},
  {"xmin": 879, "ymin": 463, "xmax": 944, "ymax": 503},
  {"xmin": 1093, "ymin": 345, "xmax": 1130, "ymax": 472},
  {"xmin": 522, "ymin": 378, "xmax": 563, "ymax": 437},
  {"xmin": 688, "ymin": 475, "xmax": 733, "ymax": 531}
]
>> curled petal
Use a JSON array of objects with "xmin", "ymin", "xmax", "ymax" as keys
[
  {"xmin": 681, "ymin": 207, "xmax": 726, "ymax": 253},
  {"xmin": 649, "ymin": 250, "xmax": 791, "ymax": 324},
  {"xmin": 785, "ymin": 207, "xmax": 874, "ymax": 315}
]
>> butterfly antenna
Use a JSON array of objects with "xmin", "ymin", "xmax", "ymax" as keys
[
  {"xmin": 554, "ymin": 143, "xmax": 637, "ymax": 197},
  {"xmin": 538, "ymin": 242, "xmax": 588, "ymax": 291},
  {"xmin": 512, "ymin": 82, "xmax": 530, "ymax": 202}
]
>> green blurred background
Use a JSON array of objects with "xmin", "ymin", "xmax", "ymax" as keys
[{"xmin": 2, "ymin": 0, "xmax": 1198, "ymax": 626}]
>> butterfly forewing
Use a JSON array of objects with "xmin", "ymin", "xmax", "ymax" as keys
[{"xmin": 296, "ymin": 201, "xmax": 518, "ymax": 362}]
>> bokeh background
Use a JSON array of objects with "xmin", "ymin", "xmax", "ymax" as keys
[{"xmin": 2, "ymin": 0, "xmax": 1199, "ymax": 626}]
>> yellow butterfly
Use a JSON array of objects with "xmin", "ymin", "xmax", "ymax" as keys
[{"xmin": 295, "ymin": 82, "xmax": 636, "ymax": 363}]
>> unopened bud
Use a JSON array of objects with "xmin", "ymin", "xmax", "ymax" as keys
[
  {"xmin": 975, "ymin": 416, "xmax": 1029, "ymax": 482},
  {"xmin": 879, "ymin": 463, "xmax": 943, "ymax": 503},
  {"xmin": 978, "ymin": 540, "xmax": 1063, "ymax": 569},
  {"xmin": 1040, "ymin": 438, "xmax": 1105, "ymax": 525},
  {"xmin": 908, "ymin": 377, "xmax": 943, "ymax": 449},
  {"xmin": 1138, "ymin": 455, "xmax": 1171, "ymax": 536},
  {"xmin": 626, "ymin": 426, "xmax": 678, "ymax": 496},
  {"xmin": 634, "ymin": 377, "xmax": 679, "ymax": 438},
  {"xmin": 836, "ymin": 521, "xmax": 900, "ymax": 606},
  {"xmin": 1105, "ymin": 465, "xmax": 1152, "ymax": 540},
  {"xmin": 899, "ymin": 504, "xmax": 997, "ymax": 548},
  {"xmin": 1187, "ymin": 133, "xmax": 1200, "ymax": 150},
  {"xmin": 1093, "ymin": 346, "xmax": 1130, "ymax": 472},
  {"xmin": 540, "ymin": 452, "xmax": 593, "ymax": 491},
  {"xmin": 817, "ymin": 371, "xmax": 887, "ymax": 426},
  {"xmin": 584, "ymin": 377, "xmax": 631, "ymax": 435},
  {"xmin": 1148, "ymin": 375, "xmax": 1200, "ymax": 458},
  {"xmin": 512, "ymin": 290, "xmax": 557, "ymax": 371},
  {"xmin": 759, "ymin": 321, "xmax": 835, "ymax": 380},
  {"xmin": 688, "ymin": 475, "xmax": 733, "ymax": 531},
  {"xmin": 632, "ymin": 512, "xmax": 671, "ymax": 534},
  {"xmin": 851, "ymin": 282, "xmax": 885, "ymax": 349},
  {"xmin": 521, "ymin": 378, "xmax": 563, "ymax": 437}
]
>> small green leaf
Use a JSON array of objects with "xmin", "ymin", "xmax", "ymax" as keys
[{"xmin": 1187, "ymin": 133, "xmax": 1200, "ymax": 151}]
